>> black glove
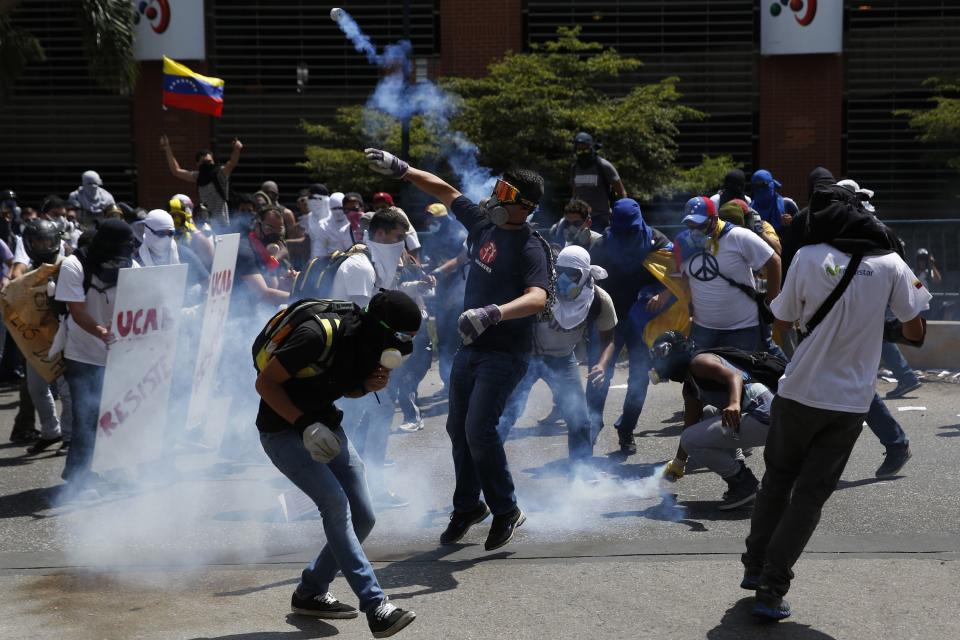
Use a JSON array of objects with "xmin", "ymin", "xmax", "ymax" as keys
[{"xmin": 883, "ymin": 317, "xmax": 926, "ymax": 348}]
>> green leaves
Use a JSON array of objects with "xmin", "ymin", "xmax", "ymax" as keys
[
  {"xmin": 76, "ymin": 0, "xmax": 138, "ymax": 94},
  {"xmin": 896, "ymin": 77, "xmax": 960, "ymax": 172},
  {"xmin": 303, "ymin": 27, "xmax": 736, "ymax": 210},
  {"xmin": 0, "ymin": 14, "xmax": 45, "ymax": 95}
]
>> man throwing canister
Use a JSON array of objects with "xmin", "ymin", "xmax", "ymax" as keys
[{"xmin": 365, "ymin": 148, "xmax": 553, "ymax": 551}]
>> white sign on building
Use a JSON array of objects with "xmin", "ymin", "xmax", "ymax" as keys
[
  {"xmin": 761, "ymin": 0, "xmax": 843, "ymax": 56},
  {"xmin": 133, "ymin": 0, "xmax": 206, "ymax": 61}
]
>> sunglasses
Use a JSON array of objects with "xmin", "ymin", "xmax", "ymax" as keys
[
  {"xmin": 492, "ymin": 179, "xmax": 536, "ymax": 209},
  {"xmin": 145, "ymin": 225, "xmax": 176, "ymax": 238}
]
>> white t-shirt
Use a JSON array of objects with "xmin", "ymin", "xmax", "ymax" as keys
[
  {"xmin": 773, "ymin": 244, "xmax": 931, "ymax": 413},
  {"xmin": 682, "ymin": 225, "xmax": 774, "ymax": 330},
  {"xmin": 328, "ymin": 253, "xmax": 376, "ymax": 307},
  {"xmin": 54, "ymin": 255, "xmax": 137, "ymax": 366}
]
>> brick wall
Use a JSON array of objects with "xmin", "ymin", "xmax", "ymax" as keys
[
  {"xmin": 757, "ymin": 54, "xmax": 844, "ymax": 208},
  {"xmin": 439, "ymin": 0, "xmax": 523, "ymax": 77},
  {"xmin": 133, "ymin": 61, "xmax": 213, "ymax": 210}
]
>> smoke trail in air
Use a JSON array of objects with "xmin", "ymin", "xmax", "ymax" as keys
[{"xmin": 332, "ymin": 9, "xmax": 495, "ymax": 201}]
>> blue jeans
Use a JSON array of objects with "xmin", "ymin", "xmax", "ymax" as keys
[
  {"xmin": 259, "ymin": 428, "xmax": 384, "ymax": 612},
  {"xmin": 865, "ymin": 392, "xmax": 908, "ymax": 450},
  {"xmin": 62, "ymin": 359, "xmax": 105, "ymax": 482},
  {"xmin": 585, "ymin": 319, "xmax": 651, "ymax": 435},
  {"xmin": 498, "ymin": 353, "xmax": 593, "ymax": 460},
  {"xmin": 880, "ymin": 341, "xmax": 918, "ymax": 387},
  {"xmin": 690, "ymin": 323, "xmax": 762, "ymax": 352},
  {"xmin": 447, "ymin": 347, "xmax": 527, "ymax": 516},
  {"xmin": 395, "ymin": 327, "xmax": 433, "ymax": 423}
]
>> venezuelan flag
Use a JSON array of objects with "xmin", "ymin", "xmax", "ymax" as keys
[{"xmin": 162, "ymin": 56, "xmax": 224, "ymax": 117}]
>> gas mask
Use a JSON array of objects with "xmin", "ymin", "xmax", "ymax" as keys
[
  {"xmin": 479, "ymin": 197, "xmax": 509, "ymax": 226},
  {"xmin": 481, "ymin": 178, "xmax": 536, "ymax": 227},
  {"xmin": 648, "ymin": 331, "xmax": 694, "ymax": 384}
]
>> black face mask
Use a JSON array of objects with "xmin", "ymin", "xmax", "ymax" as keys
[{"xmin": 93, "ymin": 255, "xmax": 134, "ymax": 287}]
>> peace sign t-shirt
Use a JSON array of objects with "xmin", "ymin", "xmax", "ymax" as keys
[{"xmin": 681, "ymin": 225, "xmax": 774, "ymax": 330}]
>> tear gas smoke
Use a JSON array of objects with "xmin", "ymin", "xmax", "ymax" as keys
[{"xmin": 332, "ymin": 8, "xmax": 495, "ymax": 201}]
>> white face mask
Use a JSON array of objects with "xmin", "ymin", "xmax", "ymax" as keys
[
  {"xmin": 307, "ymin": 196, "xmax": 330, "ymax": 220},
  {"xmin": 366, "ymin": 239, "xmax": 405, "ymax": 288},
  {"xmin": 141, "ymin": 228, "xmax": 177, "ymax": 265}
]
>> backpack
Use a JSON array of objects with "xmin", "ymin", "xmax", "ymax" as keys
[
  {"xmin": 289, "ymin": 244, "xmax": 372, "ymax": 301},
  {"xmin": 693, "ymin": 346, "xmax": 787, "ymax": 392},
  {"xmin": 251, "ymin": 297, "xmax": 356, "ymax": 377}
]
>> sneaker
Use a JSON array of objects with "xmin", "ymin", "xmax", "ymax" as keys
[
  {"xmin": 397, "ymin": 420, "xmax": 424, "ymax": 433},
  {"xmin": 876, "ymin": 445, "xmax": 912, "ymax": 477},
  {"xmin": 367, "ymin": 600, "xmax": 416, "ymax": 638},
  {"xmin": 885, "ymin": 379, "xmax": 921, "ymax": 399},
  {"xmin": 440, "ymin": 502, "xmax": 491, "ymax": 545},
  {"xmin": 718, "ymin": 465, "xmax": 759, "ymax": 511},
  {"xmin": 8, "ymin": 428, "xmax": 39, "ymax": 444},
  {"xmin": 740, "ymin": 573, "xmax": 762, "ymax": 590},
  {"xmin": 752, "ymin": 591, "xmax": 792, "ymax": 621},
  {"xmin": 56, "ymin": 441, "xmax": 70, "ymax": 456},
  {"xmin": 291, "ymin": 591, "xmax": 358, "ymax": 619},
  {"xmin": 374, "ymin": 491, "xmax": 410, "ymax": 510},
  {"xmin": 26, "ymin": 436, "xmax": 62, "ymax": 455},
  {"xmin": 484, "ymin": 507, "xmax": 526, "ymax": 551},
  {"xmin": 617, "ymin": 430, "xmax": 637, "ymax": 456}
]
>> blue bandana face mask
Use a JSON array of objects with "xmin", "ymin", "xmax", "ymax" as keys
[{"xmin": 556, "ymin": 272, "xmax": 583, "ymax": 301}]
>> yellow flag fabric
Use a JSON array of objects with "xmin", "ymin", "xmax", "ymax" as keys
[{"xmin": 641, "ymin": 248, "xmax": 691, "ymax": 347}]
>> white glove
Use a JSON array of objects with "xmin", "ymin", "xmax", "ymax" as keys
[
  {"xmin": 364, "ymin": 148, "xmax": 409, "ymax": 178},
  {"xmin": 302, "ymin": 423, "xmax": 342, "ymax": 463}
]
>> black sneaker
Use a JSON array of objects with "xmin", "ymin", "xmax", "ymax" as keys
[
  {"xmin": 740, "ymin": 572, "xmax": 762, "ymax": 590},
  {"xmin": 752, "ymin": 588, "xmax": 791, "ymax": 621},
  {"xmin": 617, "ymin": 430, "xmax": 637, "ymax": 456},
  {"xmin": 56, "ymin": 441, "xmax": 70, "ymax": 456},
  {"xmin": 439, "ymin": 502, "xmax": 490, "ymax": 545},
  {"xmin": 718, "ymin": 465, "xmax": 759, "ymax": 511},
  {"xmin": 484, "ymin": 507, "xmax": 526, "ymax": 551},
  {"xmin": 876, "ymin": 445, "xmax": 912, "ymax": 477},
  {"xmin": 885, "ymin": 380, "xmax": 921, "ymax": 400},
  {"xmin": 26, "ymin": 436, "xmax": 62, "ymax": 455},
  {"xmin": 367, "ymin": 600, "xmax": 416, "ymax": 638},
  {"xmin": 291, "ymin": 591, "xmax": 358, "ymax": 619}
]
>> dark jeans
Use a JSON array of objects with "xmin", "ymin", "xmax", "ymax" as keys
[
  {"xmin": 880, "ymin": 341, "xmax": 918, "ymax": 387},
  {"xmin": 498, "ymin": 353, "xmax": 593, "ymax": 460},
  {"xmin": 447, "ymin": 347, "xmax": 528, "ymax": 516},
  {"xmin": 743, "ymin": 395, "xmax": 864, "ymax": 599},
  {"xmin": 394, "ymin": 327, "xmax": 433, "ymax": 423},
  {"xmin": 865, "ymin": 392, "xmax": 908, "ymax": 450},
  {"xmin": 690, "ymin": 323, "xmax": 762, "ymax": 352},
  {"xmin": 62, "ymin": 359, "xmax": 106, "ymax": 482},
  {"xmin": 585, "ymin": 320, "xmax": 650, "ymax": 436}
]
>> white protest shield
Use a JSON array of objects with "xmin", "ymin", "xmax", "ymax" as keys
[
  {"xmin": 92, "ymin": 264, "xmax": 188, "ymax": 473},
  {"xmin": 185, "ymin": 233, "xmax": 239, "ymax": 439}
]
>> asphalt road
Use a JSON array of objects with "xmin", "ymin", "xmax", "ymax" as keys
[{"xmin": 1, "ymin": 364, "xmax": 957, "ymax": 639}]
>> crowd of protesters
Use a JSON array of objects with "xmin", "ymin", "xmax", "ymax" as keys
[{"xmin": 0, "ymin": 131, "xmax": 937, "ymax": 632}]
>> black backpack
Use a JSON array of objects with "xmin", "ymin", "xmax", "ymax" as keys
[
  {"xmin": 693, "ymin": 346, "xmax": 787, "ymax": 392},
  {"xmin": 251, "ymin": 297, "xmax": 356, "ymax": 377},
  {"xmin": 289, "ymin": 244, "xmax": 372, "ymax": 302}
]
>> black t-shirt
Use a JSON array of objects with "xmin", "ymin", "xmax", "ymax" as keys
[
  {"xmin": 451, "ymin": 195, "xmax": 551, "ymax": 355},
  {"xmin": 255, "ymin": 313, "xmax": 377, "ymax": 433}
]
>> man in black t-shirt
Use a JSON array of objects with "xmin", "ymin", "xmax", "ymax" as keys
[
  {"xmin": 366, "ymin": 148, "xmax": 552, "ymax": 552},
  {"xmin": 254, "ymin": 290, "xmax": 420, "ymax": 638}
]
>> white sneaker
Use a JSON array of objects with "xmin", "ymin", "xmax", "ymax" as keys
[{"xmin": 397, "ymin": 421, "xmax": 423, "ymax": 433}]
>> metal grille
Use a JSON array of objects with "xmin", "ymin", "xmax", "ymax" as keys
[
  {"xmin": 208, "ymin": 0, "xmax": 439, "ymax": 198},
  {"xmin": 845, "ymin": 1, "xmax": 960, "ymax": 217},
  {"xmin": 0, "ymin": 1, "xmax": 135, "ymax": 209},
  {"xmin": 524, "ymin": 0, "xmax": 758, "ymax": 171}
]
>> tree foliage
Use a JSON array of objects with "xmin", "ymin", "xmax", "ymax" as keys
[
  {"xmin": 897, "ymin": 77, "xmax": 960, "ymax": 172},
  {"xmin": 303, "ymin": 27, "xmax": 735, "ymax": 212},
  {"xmin": 0, "ymin": 1, "xmax": 137, "ymax": 96}
]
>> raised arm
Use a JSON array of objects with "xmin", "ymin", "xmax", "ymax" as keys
[
  {"xmin": 364, "ymin": 148, "xmax": 462, "ymax": 209},
  {"xmin": 223, "ymin": 138, "xmax": 243, "ymax": 176},
  {"xmin": 160, "ymin": 135, "xmax": 196, "ymax": 183}
]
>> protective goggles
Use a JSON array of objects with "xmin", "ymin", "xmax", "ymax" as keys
[
  {"xmin": 650, "ymin": 341, "xmax": 674, "ymax": 360},
  {"xmin": 492, "ymin": 179, "xmax": 536, "ymax": 210},
  {"xmin": 376, "ymin": 318, "xmax": 415, "ymax": 344},
  {"xmin": 556, "ymin": 266, "xmax": 583, "ymax": 280},
  {"xmin": 145, "ymin": 225, "xmax": 176, "ymax": 238}
]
